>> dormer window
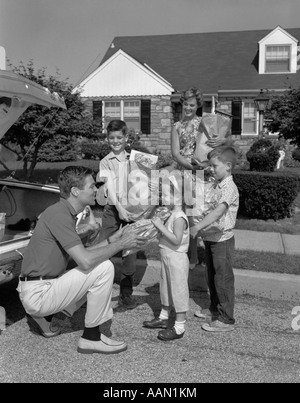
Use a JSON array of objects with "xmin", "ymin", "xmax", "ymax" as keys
[
  {"xmin": 265, "ymin": 45, "xmax": 291, "ymax": 73},
  {"xmin": 258, "ymin": 26, "xmax": 298, "ymax": 74}
]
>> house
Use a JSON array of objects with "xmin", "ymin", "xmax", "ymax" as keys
[{"xmin": 75, "ymin": 26, "xmax": 300, "ymax": 154}]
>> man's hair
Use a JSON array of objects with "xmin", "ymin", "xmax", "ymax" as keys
[
  {"xmin": 58, "ymin": 166, "xmax": 94, "ymax": 199},
  {"xmin": 106, "ymin": 119, "xmax": 127, "ymax": 136},
  {"xmin": 208, "ymin": 146, "xmax": 237, "ymax": 169},
  {"xmin": 180, "ymin": 87, "xmax": 203, "ymax": 108}
]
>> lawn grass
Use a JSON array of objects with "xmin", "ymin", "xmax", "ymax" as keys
[
  {"xmin": 1, "ymin": 160, "xmax": 300, "ymax": 275},
  {"xmin": 0, "ymin": 159, "xmax": 100, "ymax": 184},
  {"xmin": 138, "ymin": 241, "xmax": 300, "ymax": 275}
]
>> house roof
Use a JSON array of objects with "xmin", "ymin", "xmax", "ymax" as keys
[{"xmin": 100, "ymin": 28, "xmax": 300, "ymax": 95}]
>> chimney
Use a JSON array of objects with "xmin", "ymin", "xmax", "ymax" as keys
[{"xmin": 0, "ymin": 46, "xmax": 6, "ymax": 70}]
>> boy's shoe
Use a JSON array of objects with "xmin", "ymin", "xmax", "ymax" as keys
[
  {"xmin": 194, "ymin": 309, "xmax": 218, "ymax": 320},
  {"xmin": 201, "ymin": 320, "xmax": 235, "ymax": 333},
  {"xmin": 118, "ymin": 295, "xmax": 138, "ymax": 310},
  {"xmin": 158, "ymin": 327, "xmax": 184, "ymax": 341},
  {"xmin": 143, "ymin": 317, "xmax": 169, "ymax": 329}
]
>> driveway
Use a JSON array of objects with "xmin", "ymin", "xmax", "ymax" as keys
[{"xmin": 0, "ymin": 277, "xmax": 299, "ymax": 384}]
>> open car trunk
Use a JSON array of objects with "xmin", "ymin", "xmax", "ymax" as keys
[{"xmin": 0, "ymin": 70, "xmax": 66, "ymax": 285}]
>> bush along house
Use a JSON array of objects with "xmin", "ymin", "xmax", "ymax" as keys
[{"xmin": 74, "ymin": 26, "xmax": 300, "ymax": 155}]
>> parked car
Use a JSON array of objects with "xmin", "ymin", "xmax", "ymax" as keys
[{"xmin": 0, "ymin": 70, "xmax": 65, "ymax": 285}]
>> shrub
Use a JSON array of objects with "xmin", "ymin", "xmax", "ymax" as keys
[
  {"xmin": 246, "ymin": 139, "xmax": 279, "ymax": 172},
  {"xmin": 125, "ymin": 128, "xmax": 150, "ymax": 154},
  {"xmin": 125, "ymin": 143, "xmax": 150, "ymax": 154},
  {"xmin": 37, "ymin": 135, "xmax": 79, "ymax": 162},
  {"xmin": 292, "ymin": 147, "xmax": 300, "ymax": 161},
  {"xmin": 233, "ymin": 170, "xmax": 300, "ymax": 220},
  {"xmin": 81, "ymin": 141, "xmax": 111, "ymax": 160}
]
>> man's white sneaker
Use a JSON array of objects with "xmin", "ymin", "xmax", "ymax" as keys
[{"xmin": 77, "ymin": 334, "xmax": 127, "ymax": 354}]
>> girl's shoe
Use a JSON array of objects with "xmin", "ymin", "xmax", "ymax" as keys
[{"xmin": 158, "ymin": 327, "xmax": 184, "ymax": 341}]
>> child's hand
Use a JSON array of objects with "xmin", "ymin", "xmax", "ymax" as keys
[
  {"xmin": 151, "ymin": 217, "xmax": 164, "ymax": 230},
  {"xmin": 148, "ymin": 180, "xmax": 159, "ymax": 193},
  {"xmin": 190, "ymin": 225, "xmax": 200, "ymax": 239},
  {"xmin": 191, "ymin": 158, "xmax": 208, "ymax": 170}
]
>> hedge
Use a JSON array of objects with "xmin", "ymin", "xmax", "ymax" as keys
[
  {"xmin": 233, "ymin": 170, "xmax": 300, "ymax": 220},
  {"xmin": 246, "ymin": 138, "xmax": 279, "ymax": 172}
]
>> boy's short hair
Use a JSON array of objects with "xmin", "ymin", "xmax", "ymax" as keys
[
  {"xmin": 106, "ymin": 120, "xmax": 127, "ymax": 136},
  {"xmin": 208, "ymin": 146, "xmax": 237, "ymax": 169}
]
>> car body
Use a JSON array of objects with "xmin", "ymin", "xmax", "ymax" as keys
[{"xmin": 0, "ymin": 70, "xmax": 65, "ymax": 285}]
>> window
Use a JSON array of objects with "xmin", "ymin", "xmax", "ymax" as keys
[
  {"xmin": 124, "ymin": 101, "xmax": 140, "ymax": 131},
  {"xmin": 265, "ymin": 45, "xmax": 291, "ymax": 73},
  {"xmin": 104, "ymin": 101, "xmax": 121, "ymax": 120},
  {"xmin": 95, "ymin": 99, "xmax": 151, "ymax": 133},
  {"xmin": 242, "ymin": 101, "xmax": 257, "ymax": 135}
]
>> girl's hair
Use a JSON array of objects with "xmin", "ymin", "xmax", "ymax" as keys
[
  {"xmin": 58, "ymin": 166, "xmax": 94, "ymax": 199},
  {"xmin": 180, "ymin": 87, "xmax": 203, "ymax": 108},
  {"xmin": 106, "ymin": 119, "xmax": 127, "ymax": 136}
]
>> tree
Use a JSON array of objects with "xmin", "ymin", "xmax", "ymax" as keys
[
  {"xmin": 266, "ymin": 88, "xmax": 300, "ymax": 147},
  {"xmin": 0, "ymin": 60, "xmax": 102, "ymax": 180}
]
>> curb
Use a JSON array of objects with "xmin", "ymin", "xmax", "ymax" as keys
[{"xmin": 111, "ymin": 258, "xmax": 300, "ymax": 302}]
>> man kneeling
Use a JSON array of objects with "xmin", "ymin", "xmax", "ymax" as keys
[{"xmin": 17, "ymin": 166, "xmax": 145, "ymax": 354}]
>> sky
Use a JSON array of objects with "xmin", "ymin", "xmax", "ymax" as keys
[{"xmin": 1, "ymin": 0, "xmax": 300, "ymax": 87}]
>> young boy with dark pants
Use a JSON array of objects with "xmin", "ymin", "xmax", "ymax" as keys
[
  {"xmin": 190, "ymin": 146, "xmax": 239, "ymax": 332},
  {"xmin": 97, "ymin": 120, "xmax": 137, "ymax": 309}
]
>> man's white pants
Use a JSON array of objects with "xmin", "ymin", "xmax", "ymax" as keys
[{"xmin": 17, "ymin": 260, "xmax": 114, "ymax": 328}]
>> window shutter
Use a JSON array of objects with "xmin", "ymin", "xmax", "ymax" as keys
[
  {"xmin": 231, "ymin": 101, "xmax": 242, "ymax": 135},
  {"xmin": 93, "ymin": 101, "xmax": 102, "ymax": 121},
  {"xmin": 140, "ymin": 100, "xmax": 151, "ymax": 134}
]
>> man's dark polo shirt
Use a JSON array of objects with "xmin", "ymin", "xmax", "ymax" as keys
[{"xmin": 21, "ymin": 199, "xmax": 82, "ymax": 277}]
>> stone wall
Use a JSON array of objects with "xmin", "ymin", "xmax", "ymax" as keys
[
  {"xmin": 140, "ymin": 95, "xmax": 173, "ymax": 154},
  {"xmin": 83, "ymin": 96, "xmax": 258, "ymax": 156}
]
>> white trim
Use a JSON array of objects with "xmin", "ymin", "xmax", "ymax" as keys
[
  {"xmin": 258, "ymin": 25, "xmax": 298, "ymax": 44},
  {"xmin": 143, "ymin": 63, "xmax": 173, "ymax": 87},
  {"xmin": 74, "ymin": 49, "xmax": 174, "ymax": 95}
]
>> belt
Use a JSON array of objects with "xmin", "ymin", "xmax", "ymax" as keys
[{"xmin": 19, "ymin": 276, "xmax": 58, "ymax": 281}]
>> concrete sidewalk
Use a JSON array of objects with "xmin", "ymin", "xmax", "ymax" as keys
[
  {"xmin": 112, "ymin": 227, "xmax": 300, "ymax": 303},
  {"xmin": 234, "ymin": 229, "xmax": 300, "ymax": 256}
]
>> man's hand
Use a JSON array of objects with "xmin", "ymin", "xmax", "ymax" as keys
[
  {"xmin": 120, "ymin": 230, "xmax": 147, "ymax": 250},
  {"xmin": 109, "ymin": 224, "xmax": 128, "ymax": 243}
]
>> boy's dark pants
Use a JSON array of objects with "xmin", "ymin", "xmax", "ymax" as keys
[
  {"xmin": 204, "ymin": 236, "xmax": 235, "ymax": 325},
  {"xmin": 100, "ymin": 204, "xmax": 136, "ymax": 298}
]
